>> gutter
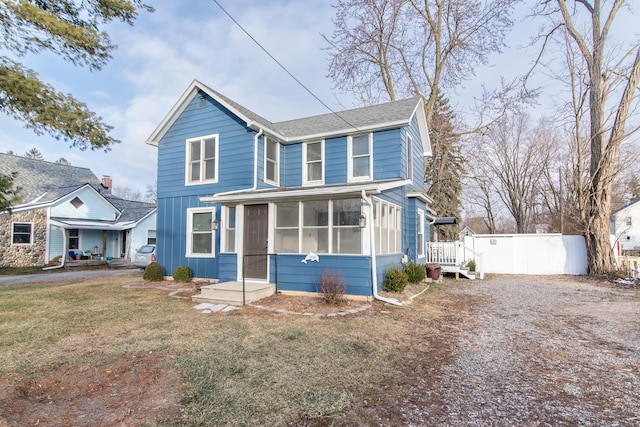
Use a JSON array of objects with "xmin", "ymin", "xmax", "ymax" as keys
[
  {"xmin": 361, "ymin": 190, "xmax": 403, "ymax": 307},
  {"xmin": 43, "ymin": 226, "xmax": 67, "ymax": 270}
]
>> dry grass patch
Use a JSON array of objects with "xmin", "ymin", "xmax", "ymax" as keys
[{"xmin": 0, "ymin": 275, "xmax": 455, "ymax": 426}]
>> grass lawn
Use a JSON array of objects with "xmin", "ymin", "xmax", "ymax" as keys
[{"xmin": 0, "ymin": 275, "xmax": 451, "ymax": 426}]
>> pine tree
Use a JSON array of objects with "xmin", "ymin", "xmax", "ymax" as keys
[
  {"xmin": 24, "ymin": 147, "xmax": 44, "ymax": 160},
  {"xmin": 425, "ymin": 94, "xmax": 464, "ymax": 241}
]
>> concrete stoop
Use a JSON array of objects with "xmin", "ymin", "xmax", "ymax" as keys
[{"xmin": 192, "ymin": 281, "xmax": 275, "ymax": 305}]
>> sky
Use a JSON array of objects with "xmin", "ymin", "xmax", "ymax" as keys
[{"xmin": 0, "ymin": 1, "xmax": 636, "ymax": 196}]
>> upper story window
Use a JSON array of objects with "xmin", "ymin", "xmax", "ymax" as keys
[
  {"xmin": 265, "ymin": 137, "xmax": 279, "ymax": 185},
  {"xmin": 186, "ymin": 134, "xmax": 219, "ymax": 185},
  {"xmin": 303, "ymin": 141, "xmax": 324, "ymax": 185},
  {"xmin": 406, "ymin": 134, "xmax": 413, "ymax": 182},
  {"xmin": 348, "ymin": 133, "xmax": 372, "ymax": 182},
  {"xmin": 12, "ymin": 222, "xmax": 33, "ymax": 245},
  {"xmin": 186, "ymin": 207, "xmax": 216, "ymax": 257}
]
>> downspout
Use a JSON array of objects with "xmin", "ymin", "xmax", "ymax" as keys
[
  {"xmin": 43, "ymin": 226, "xmax": 67, "ymax": 270},
  {"xmin": 362, "ymin": 190, "xmax": 403, "ymax": 306}
]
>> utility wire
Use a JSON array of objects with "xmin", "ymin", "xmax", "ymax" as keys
[{"xmin": 211, "ymin": 0, "xmax": 361, "ymax": 131}]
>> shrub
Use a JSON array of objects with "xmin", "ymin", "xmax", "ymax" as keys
[
  {"xmin": 173, "ymin": 265, "xmax": 193, "ymax": 283},
  {"xmin": 403, "ymin": 261, "xmax": 426, "ymax": 283},
  {"xmin": 467, "ymin": 259, "xmax": 476, "ymax": 272},
  {"xmin": 143, "ymin": 262, "xmax": 164, "ymax": 281},
  {"xmin": 382, "ymin": 265, "xmax": 408, "ymax": 293},
  {"xmin": 317, "ymin": 268, "xmax": 346, "ymax": 305}
]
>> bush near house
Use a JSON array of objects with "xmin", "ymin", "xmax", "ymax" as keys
[
  {"xmin": 403, "ymin": 261, "xmax": 426, "ymax": 284},
  {"xmin": 382, "ymin": 265, "xmax": 409, "ymax": 293},
  {"xmin": 143, "ymin": 262, "xmax": 164, "ymax": 281},
  {"xmin": 172, "ymin": 266, "xmax": 193, "ymax": 283},
  {"xmin": 317, "ymin": 268, "xmax": 346, "ymax": 305}
]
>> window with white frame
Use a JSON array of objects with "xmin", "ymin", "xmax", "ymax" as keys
[
  {"xmin": 302, "ymin": 200, "xmax": 328, "ymax": 253},
  {"xmin": 12, "ymin": 222, "xmax": 33, "ymax": 245},
  {"xmin": 274, "ymin": 202, "xmax": 299, "ymax": 253},
  {"xmin": 406, "ymin": 134, "xmax": 413, "ymax": 181},
  {"xmin": 186, "ymin": 134, "xmax": 218, "ymax": 184},
  {"xmin": 303, "ymin": 141, "xmax": 324, "ymax": 185},
  {"xmin": 332, "ymin": 199, "xmax": 362, "ymax": 254},
  {"xmin": 223, "ymin": 206, "xmax": 236, "ymax": 252},
  {"xmin": 417, "ymin": 210, "xmax": 425, "ymax": 256},
  {"xmin": 147, "ymin": 230, "xmax": 157, "ymax": 245},
  {"xmin": 186, "ymin": 208, "xmax": 215, "ymax": 257},
  {"xmin": 372, "ymin": 198, "xmax": 402, "ymax": 254},
  {"xmin": 265, "ymin": 137, "xmax": 279, "ymax": 185},
  {"xmin": 274, "ymin": 198, "xmax": 363, "ymax": 254},
  {"xmin": 626, "ymin": 216, "xmax": 632, "ymax": 226},
  {"xmin": 348, "ymin": 134, "xmax": 372, "ymax": 181}
]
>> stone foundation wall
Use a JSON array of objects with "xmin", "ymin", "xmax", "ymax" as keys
[{"xmin": 0, "ymin": 209, "xmax": 48, "ymax": 267}]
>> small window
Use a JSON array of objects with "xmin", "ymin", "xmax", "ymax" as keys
[
  {"xmin": 224, "ymin": 206, "xmax": 236, "ymax": 252},
  {"xmin": 303, "ymin": 141, "xmax": 324, "ymax": 185},
  {"xmin": 147, "ymin": 230, "xmax": 156, "ymax": 245},
  {"xmin": 406, "ymin": 134, "xmax": 413, "ymax": 182},
  {"xmin": 68, "ymin": 229, "xmax": 79, "ymax": 250},
  {"xmin": 349, "ymin": 134, "xmax": 372, "ymax": 181},
  {"xmin": 265, "ymin": 137, "xmax": 279, "ymax": 185},
  {"xmin": 186, "ymin": 134, "xmax": 219, "ymax": 184},
  {"xmin": 187, "ymin": 208, "xmax": 216, "ymax": 257},
  {"xmin": 417, "ymin": 210, "xmax": 425, "ymax": 256},
  {"xmin": 626, "ymin": 217, "xmax": 632, "ymax": 226},
  {"xmin": 70, "ymin": 197, "xmax": 84, "ymax": 209},
  {"xmin": 12, "ymin": 222, "xmax": 33, "ymax": 245}
]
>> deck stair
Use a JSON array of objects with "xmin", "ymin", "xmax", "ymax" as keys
[
  {"xmin": 192, "ymin": 281, "xmax": 275, "ymax": 306},
  {"xmin": 441, "ymin": 264, "xmax": 476, "ymax": 280}
]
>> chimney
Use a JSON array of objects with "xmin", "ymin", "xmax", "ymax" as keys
[{"xmin": 101, "ymin": 175, "xmax": 112, "ymax": 193}]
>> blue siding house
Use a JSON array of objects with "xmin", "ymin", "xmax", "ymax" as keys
[{"xmin": 147, "ymin": 80, "xmax": 433, "ymax": 300}]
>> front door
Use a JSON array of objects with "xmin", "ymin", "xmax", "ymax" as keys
[{"xmin": 243, "ymin": 204, "xmax": 268, "ymax": 280}]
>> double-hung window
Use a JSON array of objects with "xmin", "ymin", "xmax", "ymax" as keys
[
  {"xmin": 303, "ymin": 141, "xmax": 324, "ymax": 185},
  {"xmin": 417, "ymin": 210, "xmax": 425, "ymax": 256},
  {"xmin": 406, "ymin": 134, "xmax": 413, "ymax": 182},
  {"xmin": 187, "ymin": 208, "xmax": 215, "ymax": 257},
  {"xmin": 223, "ymin": 206, "xmax": 236, "ymax": 252},
  {"xmin": 12, "ymin": 222, "xmax": 33, "ymax": 245},
  {"xmin": 349, "ymin": 134, "xmax": 372, "ymax": 181},
  {"xmin": 186, "ymin": 134, "xmax": 218, "ymax": 184},
  {"xmin": 265, "ymin": 137, "xmax": 279, "ymax": 185}
]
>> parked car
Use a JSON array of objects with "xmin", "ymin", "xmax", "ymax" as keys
[{"xmin": 133, "ymin": 244, "xmax": 156, "ymax": 268}]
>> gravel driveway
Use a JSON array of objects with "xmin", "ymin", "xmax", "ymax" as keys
[{"xmin": 396, "ymin": 276, "xmax": 640, "ymax": 426}]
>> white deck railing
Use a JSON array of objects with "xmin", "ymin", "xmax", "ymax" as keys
[{"xmin": 426, "ymin": 241, "xmax": 459, "ymax": 265}]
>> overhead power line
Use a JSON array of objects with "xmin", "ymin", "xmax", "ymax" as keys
[{"xmin": 211, "ymin": 0, "xmax": 361, "ymax": 131}]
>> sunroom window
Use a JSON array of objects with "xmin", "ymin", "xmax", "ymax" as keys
[
  {"xmin": 302, "ymin": 200, "xmax": 328, "ymax": 253},
  {"xmin": 332, "ymin": 199, "xmax": 362, "ymax": 254}
]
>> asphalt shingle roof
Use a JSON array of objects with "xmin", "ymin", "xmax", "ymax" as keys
[{"xmin": 0, "ymin": 153, "xmax": 155, "ymax": 223}]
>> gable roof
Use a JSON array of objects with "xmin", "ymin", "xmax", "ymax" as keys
[
  {"xmin": 146, "ymin": 80, "xmax": 431, "ymax": 155},
  {"xmin": 0, "ymin": 153, "xmax": 155, "ymax": 223}
]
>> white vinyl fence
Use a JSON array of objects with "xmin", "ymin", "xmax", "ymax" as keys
[{"xmin": 461, "ymin": 234, "xmax": 587, "ymax": 275}]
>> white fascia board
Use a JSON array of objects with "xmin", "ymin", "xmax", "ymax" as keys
[
  {"xmin": 145, "ymin": 81, "xmax": 200, "ymax": 147},
  {"xmin": 200, "ymin": 179, "xmax": 412, "ymax": 204},
  {"xmin": 407, "ymin": 191, "xmax": 434, "ymax": 205},
  {"xmin": 280, "ymin": 120, "xmax": 410, "ymax": 144},
  {"xmin": 411, "ymin": 98, "xmax": 431, "ymax": 156},
  {"xmin": 50, "ymin": 219, "xmax": 134, "ymax": 231}
]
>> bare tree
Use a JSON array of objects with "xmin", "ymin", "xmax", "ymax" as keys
[
  {"xmin": 477, "ymin": 112, "xmax": 551, "ymax": 233},
  {"xmin": 536, "ymin": 0, "xmax": 640, "ymax": 273},
  {"xmin": 112, "ymin": 185, "xmax": 143, "ymax": 202}
]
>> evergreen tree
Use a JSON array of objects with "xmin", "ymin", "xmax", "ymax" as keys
[
  {"xmin": 24, "ymin": 147, "xmax": 44, "ymax": 160},
  {"xmin": 425, "ymin": 94, "xmax": 463, "ymax": 241},
  {"xmin": 0, "ymin": 172, "xmax": 22, "ymax": 213}
]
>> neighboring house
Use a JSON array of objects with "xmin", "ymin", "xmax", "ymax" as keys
[
  {"xmin": 611, "ymin": 199, "xmax": 640, "ymax": 251},
  {"xmin": 146, "ymin": 80, "xmax": 433, "ymax": 297},
  {"xmin": 0, "ymin": 153, "xmax": 156, "ymax": 267}
]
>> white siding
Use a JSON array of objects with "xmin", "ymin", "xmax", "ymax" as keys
[
  {"xmin": 51, "ymin": 187, "xmax": 118, "ymax": 220},
  {"xmin": 612, "ymin": 202, "xmax": 640, "ymax": 250},
  {"xmin": 128, "ymin": 213, "xmax": 157, "ymax": 260}
]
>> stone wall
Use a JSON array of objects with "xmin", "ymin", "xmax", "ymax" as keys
[{"xmin": 0, "ymin": 209, "xmax": 48, "ymax": 267}]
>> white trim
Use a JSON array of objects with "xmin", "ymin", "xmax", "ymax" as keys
[
  {"xmin": 186, "ymin": 207, "xmax": 217, "ymax": 258},
  {"xmin": 348, "ymin": 133, "xmax": 373, "ymax": 182},
  {"xmin": 220, "ymin": 205, "xmax": 237, "ymax": 253},
  {"xmin": 302, "ymin": 140, "xmax": 324, "ymax": 186},
  {"xmin": 264, "ymin": 137, "xmax": 280, "ymax": 186},
  {"xmin": 185, "ymin": 134, "xmax": 219, "ymax": 185},
  {"xmin": 418, "ymin": 209, "xmax": 425, "ymax": 257}
]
